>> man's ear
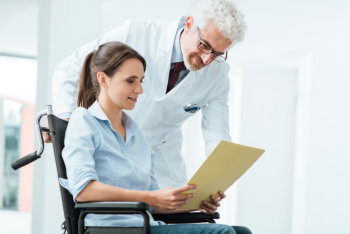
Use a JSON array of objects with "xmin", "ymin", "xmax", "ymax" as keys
[
  {"xmin": 97, "ymin": 72, "xmax": 107, "ymax": 88},
  {"xmin": 184, "ymin": 16, "xmax": 194, "ymax": 31}
]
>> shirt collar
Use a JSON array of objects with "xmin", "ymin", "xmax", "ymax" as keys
[
  {"xmin": 88, "ymin": 100, "xmax": 108, "ymax": 121},
  {"xmin": 88, "ymin": 101, "xmax": 137, "ymax": 139},
  {"xmin": 171, "ymin": 17, "xmax": 186, "ymax": 63}
]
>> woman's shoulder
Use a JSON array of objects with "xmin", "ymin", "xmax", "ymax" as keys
[
  {"xmin": 69, "ymin": 107, "xmax": 97, "ymax": 129},
  {"xmin": 71, "ymin": 106, "xmax": 91, "ymax": 119}
]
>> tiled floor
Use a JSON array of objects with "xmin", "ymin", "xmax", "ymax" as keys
[{"xmin": 0, "ymin": 210, "xmax": 31, "ymax": 234}]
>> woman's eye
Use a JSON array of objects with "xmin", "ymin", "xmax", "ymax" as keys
[{"xmin": 127, "ymin": 80, "xmax": 134, "ymax": 83}]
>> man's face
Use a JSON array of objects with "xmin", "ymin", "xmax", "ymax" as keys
[{"xmin": 180, "ymin": 17, "xmax": 232, "ymax": 71}]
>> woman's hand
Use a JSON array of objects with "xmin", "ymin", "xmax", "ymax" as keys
[
  {"xmin": 200, "ymin": 190, "xmax": 226, "ymax": 214},
  {"xmin": 148, "ymin": 184, "xmax": 196, "ymax": 210}
]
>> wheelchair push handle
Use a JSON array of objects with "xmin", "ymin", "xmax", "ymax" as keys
[
  {"xmin": 11, "ymin": 151, "xmax": 41, "ymax": 170},
  {"xmin": 11, "ymin": 105, "xmax": 53, "ymax": 170}
]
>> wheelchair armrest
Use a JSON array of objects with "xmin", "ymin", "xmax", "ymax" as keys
[
  {"xmin": 75, "ymin": 201, "xmax": 150, "ymax": 234},
  {"xmin": 152, "ymin": 211, "xmax": 220, "ymax": 224},
  {"xmin": 75, "ymin": 201, "xmax": 149, "ymax": 211}
]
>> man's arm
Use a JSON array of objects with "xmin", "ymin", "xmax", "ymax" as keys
[
  {"xmin": 51, "ymin": 20, "xmax": 132, "ymax": 118},
  {"xmin": 201, "ymin": 68, "xmax": 232, "ymax": 156}
]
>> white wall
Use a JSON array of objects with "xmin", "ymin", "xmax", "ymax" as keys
[
  {"xmin": 236, "ymin": 69, "xmax": 298, "ymax": 234},
  {"xmin": 0, "ymin": 0, "xmax": 38, "ymax": 56},
  {"xmin": 305, "ymin": 48, "xmax": 350, "ymax": 234},
  {"xmin": 230, "ymin": 1, "xmax": 350, "ymax": 233}
]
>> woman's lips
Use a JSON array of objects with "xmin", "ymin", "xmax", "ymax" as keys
[{"xmin": 128, "ymin": 97, "xmax": 137, "ymax": 103}]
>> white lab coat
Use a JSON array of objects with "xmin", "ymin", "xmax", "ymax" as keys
[{"xmin": 52, "ymin": 17, "xmax": 232, "ymax": 188}]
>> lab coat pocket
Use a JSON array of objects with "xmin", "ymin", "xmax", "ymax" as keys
[{"xmin": 182, "ymin": 102, "xmax": 207, "ymax": 116}]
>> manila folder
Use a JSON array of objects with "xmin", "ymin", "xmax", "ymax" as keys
[{"xmin": 181, "ymin": 140, "xmax": 265, "ymax": 210}]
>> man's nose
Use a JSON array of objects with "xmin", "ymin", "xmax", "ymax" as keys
[{"xmin": 201, "ymin": 53, "xmax": 212, "ymax": 65}]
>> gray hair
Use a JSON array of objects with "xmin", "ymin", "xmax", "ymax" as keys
[{"xmin": 191, "ymin": 0, "xmax": 247, "ymax": 45}]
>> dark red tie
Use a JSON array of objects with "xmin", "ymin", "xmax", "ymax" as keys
[{"xmin": 166, "ymin": 61, "xmax": 185, "ymax": 93}]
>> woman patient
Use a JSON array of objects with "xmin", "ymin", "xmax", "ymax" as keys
[{"xmin": 60, "ymin": 41, "xmax": 235, "ymax": 234}]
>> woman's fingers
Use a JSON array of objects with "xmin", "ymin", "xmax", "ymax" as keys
[
  {"xmin": 200, "ymin": 202, "xmax": 216, "ymax": 214},
  {"xmin": 153, "ymin": 185, "xmax": 197, "ymax": 210},
  {"xmin": 170, "ymin": 200, "xmax": 188, "ymax": 208},
  {"xmin": 204, "ymin": 200, "xmax": 218, "ymax": 210},
  {"xmin": 218, "ymin": 191, "xmax": 226, "ymax": 201},
  {"xmin": 158, "ymin": 200, "xmax": 188, "ymax": 210},
  {"xmin": 210, "ymin": 195, "xmax": 220, "ymax": 206},
  {"xmin": 200, "ymin": 195, "xmax": 221, "ymax": 214},
  {"xmin": 199, "ymin": 208, "xmax": 208, "ymax": 214},
  {"xmin": 172, "ymin": 184, "xmax": 197, "ymax": 194},
  {"xmin": 169, "ymin": 185, "xmax": 196, "ymax": 202},
  {"xmin": 176, "ymin": 193, "xmax": 194, "ymax": 201}
]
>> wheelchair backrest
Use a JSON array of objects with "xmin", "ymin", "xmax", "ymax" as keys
[{"xmin": 48, "ymin": 114, "xmax": 79, "ymax": 234}]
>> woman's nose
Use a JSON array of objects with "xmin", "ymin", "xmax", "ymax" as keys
[{"xmin": 135, "ymin": 82, "xmax": 143, "ymax": 94}]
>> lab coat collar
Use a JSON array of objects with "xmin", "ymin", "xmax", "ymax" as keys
[
  {"xmin": 156, "ymin": 17, "xmax": 187, "ymax": 95},
  {"xmin": 158, "ymin": 16, "xmax": 186, "ymax": 59},
  {"xmin": 171, "ymin": 18, "xmax": 186, "ymax": 63}
]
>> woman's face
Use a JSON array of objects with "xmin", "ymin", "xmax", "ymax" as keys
[{"xmin": 102, "ymin": 58, "xmax": 144, "ymax": 111}]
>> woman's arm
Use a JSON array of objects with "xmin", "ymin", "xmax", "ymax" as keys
[
  {"xmin": 76, "ymin": 180, "xmax": 196, "ymax": 210},
  {"xmin": 76, "ymin": 180, "xmax": 149, "ymax": 202}
]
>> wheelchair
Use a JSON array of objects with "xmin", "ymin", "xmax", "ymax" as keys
[{"xmin": 11, "ymin": 105, "xmax": 252, "ymax": 234}]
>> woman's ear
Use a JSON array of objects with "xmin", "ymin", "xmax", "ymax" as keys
[{"xmin": 97, "ymin": 72, "xmax": 108, "ymax": 88}]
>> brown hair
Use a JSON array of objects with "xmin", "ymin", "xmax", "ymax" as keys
[{"xmin": 77, "ymin": 41, "xmax": 146, "ymax": 108}]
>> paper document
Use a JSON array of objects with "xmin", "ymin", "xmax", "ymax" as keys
[{"xmin": 181, "ymin": 140, "xmax": 265, "ymax": 210}]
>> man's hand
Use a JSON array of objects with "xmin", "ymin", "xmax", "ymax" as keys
[
  {"xmin": 43, "ymin": 132, "xmax": 52, "ymax": 143},
  {"xmin": 42, "ymin": 118, "xmax": 69, "ymax": 143},
  {"xmin": 200, "ymin": 191, "xmax": 226, "ymax": 214},
  {"xmin": 41, "ymin": 127, "xmax": 52, "ymax": 143}
]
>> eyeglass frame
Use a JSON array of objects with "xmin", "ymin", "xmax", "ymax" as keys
[{"xmin": 196, "ymin": 26, "xmax": 228, "ymax": 63}]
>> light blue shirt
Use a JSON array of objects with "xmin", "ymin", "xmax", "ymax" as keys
[{"xmin": 60, "ymin": 101, "xmax": 162, "ymax": 227}]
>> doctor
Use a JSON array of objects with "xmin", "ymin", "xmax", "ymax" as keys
[{"xmin": 51, "ymin": 0, "xmax": 246, "ymax": 188}]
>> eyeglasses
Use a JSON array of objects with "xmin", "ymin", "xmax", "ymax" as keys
[{"xmin": 196, "ymin": 27, "xmax": 228, "ymax": 63}]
